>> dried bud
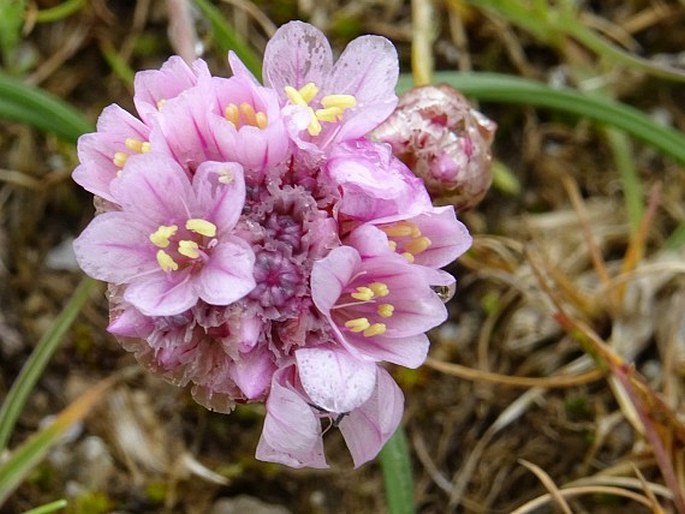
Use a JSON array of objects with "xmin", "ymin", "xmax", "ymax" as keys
[{"xmin": 372, "ymin": 84, "xmax": 496, "ymax": 210}]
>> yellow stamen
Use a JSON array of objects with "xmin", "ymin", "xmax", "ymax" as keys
[
  {"xmin": 381, "ymin": 222, "xmax": 419, "ymax": 238},
  {"xmin": 240, "ymin": 102, "xmax": 257, "ymax": 126},
  {"xmin": 186, "ymin": 218, "xmax": 217, "ymax": 237},
  {"xmin": 255, "ymin": 111, "xmax": 268, "ymax": 129},
  {"xmin": 225, "ymin": 103, "xmax": 240, "ymax": 126},
  {"xmin": 377, "ymin": 304, "xmax": 395, "ymax": 318},
  {"xmin": 315, "ymin": 106, "xmax": 344, "ymax": 123},
  {"xmin": 368, "ymin": 282, "xmax": 390, "ymax": 297},
  {"xmin": 156, "ymin": 250, "xmax": 178, "ymax": 272},
  {"xmin": 363, "ymin": 323, "xmax": 386, "ymax": 337},
  {"xmin": 344, "ymin": 317, "xmax": 371, "ymax": 333},
  {"xmin": 351, "ymin": 287, "xmax": 374, "ymax": 301},
  {"xmin": 321, "ymin": 94, "xmax": 357, "ymax": 110},
  {"xmin": 178, "ymin": 240, "xmax": 200, "ymax": 259},
  {"xmin": 285, "ymin": 85, "xmax": 307, "ymax": 106},
  {"xmin": 306, "ymin": 113, "xmax": 322, "ymax": 136},
  {"xmin": 299, "ymin": 82, "xmax": 319, "ymax": 103},
  {"xmin": 404, "ymin": 236, "xmax": 432, "ymax": 255},
  {"xmin": 218, "ymin": 169, "xmax": 234, "ymax": 184},
  {"xmin": 149, "ymin": 224, "xmax": 178, "ymax": 248},
  {"xmin": 387, "ymin": 240, "xmax": 398, "ymax": 252},
  {"xmin": 157, "ymin": 99, "xmax": 166, "ymax": 110},
  {"xmin": 401, "ymin": 252, "xmax": 415, "ymax": 263},
  {"xmin": 125, "ymin": 138, "xmax": 150, "ymax": 154},
  {"xmin": 113, "ymin": 152, "xmax": 128, "ymax": 167}
]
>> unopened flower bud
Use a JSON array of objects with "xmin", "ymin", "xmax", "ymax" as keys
[{"xmin": 372, "ymin": 84, "xmax": 496, "ymax": 210}]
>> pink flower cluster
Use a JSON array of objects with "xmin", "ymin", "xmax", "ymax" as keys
[{"xmin": 73, "ymin": 21, "xmax": 472, "ymax": 468}]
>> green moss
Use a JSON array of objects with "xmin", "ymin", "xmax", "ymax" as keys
[{"xmin": 67, "ymin": 491, "xmax": 111, "ymax": 514}]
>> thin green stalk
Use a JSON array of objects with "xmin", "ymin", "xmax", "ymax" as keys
[
  {"xmin": 380, "ymin": 427, "xmax": 415, "ymax": 514},
  {"xmin": 194, "ymin": 0, "xmax": 262, "ymax": 78},
  {"xmin": 34, "ymin": 0, "xmax": 85, "ymax": 23},
  {"xmin": 397, "ymin": 72, "xmax": 685, "ymax": 166},
  {"xmin": 0, "ymin": 72, "xmax": 93, "ymax": 142},
  {"xmin": 0, "ymin": 277, "xmax": 96, "ymax": 452},
  {"xmin": 564, "ymin": 19, "xmax": 685, "ymax": 83},
  {"xmin": 22, "ymin": 499, "xmax": 68, "ymax": 514},
  {"xmin": 605, "ymin": 128, "xmax": 643, "ymax": 234},
  {"xmin": 0, "ymin": 377, "xmax": 112, "ymax": 505}
]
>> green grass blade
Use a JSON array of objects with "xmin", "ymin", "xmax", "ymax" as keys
[
  {"xmin": 22, "ymin": 499, "xmax": 68, "ymax": 514},
  {"xmin": 605, "ymin": 128, "xmax": 643, "ymax": 233},
  {"xmin": 0, "ymin": 377, "xmax": 112, "ymax": 505},
  {"xmin": 34, "ymin": 0, "xmax": 85, "ymax": 23},
  {"xmin": 0, "ymin": 277, "xmax": 96, "ymax": 452},
  {"xmin": 193, "ymin": 0, "xmax": 262, "ymax": 79},
  {"xmin": 0, "ymin": 72, "xmax": 93, "ymax": 142},
  {"xmin": 398, "ymin": 72, "xmax": 685, "ymax": 166},
  {"xmin": 380, "ymin": 427, "xmax": 415, "ymax": 514}
]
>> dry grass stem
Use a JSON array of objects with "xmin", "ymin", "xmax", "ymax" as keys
[{"xmin": 518, "ymin": 459, "xmax": 574, "ymax": 514}]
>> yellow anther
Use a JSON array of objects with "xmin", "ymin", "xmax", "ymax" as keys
[
  {"xmin": 240, "ymin": 102, "xmax": 257, "ymax": 126},
  {"xmin": 225, "ymin": 103, "xmax": 240, "ymax": 126},
  {"xmin": 321, "ymin": 94, "xmax": 357, "ymax": 110},
  {"xmin": 285, "ymin": 85, "xmax": 307, "ymax": 106},
  {"xmin": 149, "ymin": 224, "xmax": 178, "ymax": 248},
  {"xmin": 113, "ymin": 152, "xmax": 128, "ymax": 167},
  {"xmin": 387, "ymin": 240, "xmax": 398, "ymax": 252},
  {"xmin": 380, "ymin": 222, "xmax": 415, "ymax": 238},
  {"xmin": 255, "ymin": 111, "xmax": 268, "ymax": 129},
  {"xmin": 306, "ymin": 114, "xmax": 322, "ymax": 136},
  {"xmin": 377, "ymin": 304, "xmax": 395, "ymax": 318},
  {"xmin": 351, "ymin": 287, "xmax": 374, "ymax": 301},
  {"xmin": 218, "ymin": 169, "xmax": 234, "ymax": 184},
  {"xmin": 401, "ymin": 252, "xmax": 415, "ymax": 263},
  {"xmin": 178, "ymin": 240, "xmax": 200, "ymax": 259},
  {"xmin": 404, "ymin": 236, "xmax": 432, "ymax": 255},
  {"xmin": 363, "ymin": 323, "xmax": 386, "ymax": 337},
  {"xmin": 315, "ymin": 106, "xmax": 344, "ymax": 123},
  {"xmin": 368, "ymin": 282, "xmax": 390, "ymax": 297},
  {"xmin": 344, "ymin": 317, "xmax": 371, "ymax": 333},
  {"xmin": 185, "ymin": 218, "xmax": 217, "ymax": 237},
  {"xmin": 156, "ymin": 250, "xmax": 178, "ymax": 272},
  {"xmin": 299, "ymin": 82, "xmax": 320, "ymax": 103},
  {"xmin": 157, "ymin": 99, "xmax": 166, "ymax": 110},
  {"xmin": 125, "ymin": 138, "xmax": 149, "ymax": 153}
]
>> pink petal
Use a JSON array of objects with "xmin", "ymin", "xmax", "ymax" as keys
[
  {"xmin": 107, "ymin": 303, "xmax": 154, "ymax": 338},
  {"xmin": 73, "ymin": 104, "xmax": 150, "ymax": 202},
  {"xmin": 111, "ymin": 153, "xmax": 193, "ymax": 222},
  {"xmin": 255, "ymin": 367, "xmax": 328, "ymax": 469},
  {"xmin": 310, "ymin": 245, "xmax": 359, "ymax": 313},
  {"xmin": 228, "ymin": 51, "xmax": 259, "ymax": 84},
  {"xmin": 73, "ymin": 212, "xmax": 154, "ymax": 284},
  {"xmin": 134, "ymin": 55, "xmax": 210, "ymax": 124},
  {"xmin": 295, "ymin": 346, "xmax": 377, "ymax": 414},
  {"xmin": 327, "ymin": 35, "xmax": 398, "ymax": 106},
  {"xmin": 149, "ymin": 84, "xmax": 220, "ymax": 171},
  {"xmin": 339, "ymin": 367, "xmax": 404, "ymax": 468},
  {"xmin": 410, "ymin": 206, "xmax": 473, "ymax": 268},
  {"xmin": 326, "ymin": 35, "xmax": 399, "ymax": 139},
  {"xmin": 347, "ymin": 332, "xmax": 430, "ymax": 369},
  {"xmin": 123, "ymin": 270, "xmax": 197, "ymax": 316},
  {"xmin": 198, "ymin": 238, "xmax": 256, "ymax": 306},
  {"xmin": 229, "ymin": 344, "xmax": 275, "ymax": 399},
  {"xmin": 262, "ymin": 21, "xmax": 333, "ymax": 98},
  {"xmin": 192, "ymin": 161, "xmax": 246, "ymax": 231}
]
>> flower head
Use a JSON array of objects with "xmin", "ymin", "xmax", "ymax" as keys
[{"xmin": 72, "ymin": 21, "xmax": 475, "ymax": 469}]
